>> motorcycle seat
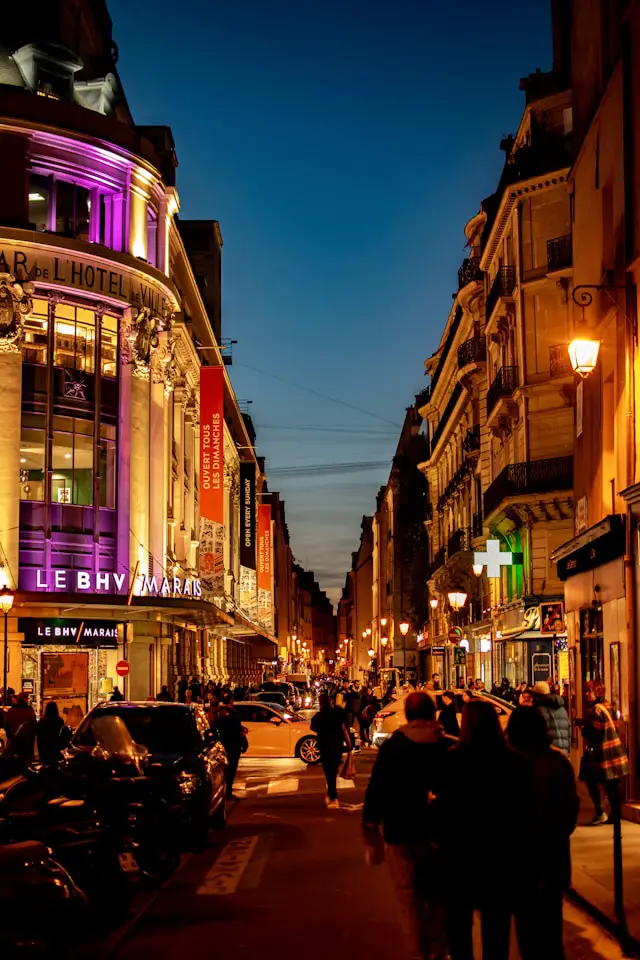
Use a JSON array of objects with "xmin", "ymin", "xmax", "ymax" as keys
[{"xmin": 0, "ymin": 840, "xmax": 50, "ymax": 866}]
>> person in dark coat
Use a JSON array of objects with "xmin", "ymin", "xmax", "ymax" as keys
[
  {"xmin": 110, "ymin": 686, "xmax": 124, "ymax": 702},
  {"xmin": 310, "ymin": 693, "xmax": 351, "ymax": 808},
  {"xmin": 177, "ymin": 677, "xmax": 188, "ymax": 703},
  {"xmin": 217, "ymin": 692, "xmax": 246, "ymax": 801},
  {"xmin": 438, "ymin": 691, "xmax": 460, "ymax": 738},
  {"xmin": 437, "ymin": 700, "xmax": 535, "ymax": 960},
  {"xmin": 3, "ymin": 694, "xmax": 37, "ymax": 759},
  {"xmin": 156, "ymin": 685, "xmax": 173, "ymax": 702},
  {"xmin": 532, "ymin": 681, "xmax": 571, "ymax": 753},
  {"xmin": 36, "ymin": 701, "xmax": 71, "ymax": 765},
  {"xmin": 507, "ymin": 706, "xmax": 579, "ymax": 960},
  {"xmin": 363, "ymin": 692, "xmax": 454, "ymax": 960}
]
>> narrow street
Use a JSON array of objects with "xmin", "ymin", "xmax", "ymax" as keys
[{"xmin": 109, "ymin": 751, "xmax": 626, "ymax": 960}]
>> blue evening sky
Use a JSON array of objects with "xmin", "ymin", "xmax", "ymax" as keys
[{"xmin": 109, "ymin": 0, "xmax": 552, "ymax": 604}]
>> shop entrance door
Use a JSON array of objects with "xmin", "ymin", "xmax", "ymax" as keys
[{"xmin": 41, "ymin": 652, "xmax": 89, "ymax": 729}]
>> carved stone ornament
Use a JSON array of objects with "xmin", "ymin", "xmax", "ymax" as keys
[
  {"xmin": 121, "ymin": 307, "xmax": 168, "ymax": 379},
  {"xmin": 0, "ymin": 273, "xmax": 34, "ymax": 353},
  {"xmin": 151, "ymin": 333, "xmax": 180, "ymax": 395}
]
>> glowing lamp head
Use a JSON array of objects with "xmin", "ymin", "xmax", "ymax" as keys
[
  {"xmin": 380, "ymin": 636, "xmax": 388, "ymax": 646},
  {"xmin": 472, "ymin": 564, "xmax": 484, "ymax": 577},
  {"xmin": 447, "ymin": 590, "xmax": 468, "ymax": 611},
  {"xmin": 399, "ymin": 621, "xmax": 410, "ymax": 636},
  {"xmin": 0, "ymin": 589, "xmax": 14, "ymax": 614},
  {"xmin": 367, "ymin": 648, "xmax": 375, "ymax": 658},
  {"xmin": 429, "ymin": 598, "xmax": 439, "ymax": 610},
  {"xmin": 568, "ymin": 338, "xmax": 600, "ymax": 378},
  {"xmin": 380, "ymin": 617, "xmax": 387, "ymax": 627}
]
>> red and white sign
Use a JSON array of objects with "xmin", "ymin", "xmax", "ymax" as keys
[
  {"xmin": 257, "ymin": 504, "xmax": 272, "ymax": 592},
  {"xmin": 199, "ymin": 366, "xmax": 224, "ymax": 525},
  {"xmin": 115, "ymin": 660, "xmax": 130, "ymax": 677}
]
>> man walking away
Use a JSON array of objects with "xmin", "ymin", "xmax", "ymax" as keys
[
  {"xmin": 311, "ymin": 693, "xmax": 351, "ymax": 809},
  {"xmin": 363, "ymin": 692, "xmax": 454, "ymax": 960},
  {"xmin": 217, "ymin": 692, "xmax": 247, "ymax": 801},
  {"xmin": 532, "ymin": 681, "xmax": 571, "ymax": 754},
  {"xmin": 438, "ymin": 691, "xmax": 460, "ymax": 738}
]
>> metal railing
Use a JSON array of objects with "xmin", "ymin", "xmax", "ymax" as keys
[
  {"xmin": 433, "ymin": 546, "xmax": 446, "ymax": 571},
  {"xmin": 547, "ymin": 234, "xmax": 572, "ymax": 271},
  {"xmin": 463, "ymin": 424, "xmax": 481, "ymax": 453},
  {"xmin": 458, "ymin": 336, "xmax": 487, "ymax": 369},
  {"xmin": 484, "ymin": 456, "xmax": 573, "ymax": 518},
  {"xmin": 458, "ymin": 256, "xmax": 483, "ymax": 289},
  {"xmin": 448, "ymin": 527, "xmax": 470, "ymax": 557},
  {"xmin": 430, "ymin": 306, "xmax": 463, "ymax": 394},
  {"xmin": 486, "ymin": 266, "xmax": 516, "ymax": 320},
  {"xmin": 486, "ymin": 366, "xmax": 518, "ymax": 418}
]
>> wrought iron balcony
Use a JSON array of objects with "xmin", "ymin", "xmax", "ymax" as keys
[
  {"xmin": 484, "ymin": 456, "xmax": 574, "ymax": 519},
  {"xmin": 448, "ymin": 527, "xmax": 470, "ymax": 557},
  {"xmin": 549, "ymin": 344, "xmax": 573, "ymax": 378},
  {"xmin": 462, "ymin": 424, "xmax": 480, "ymax": 454},
  {"xmin": 486, "ymin": 366, "xmax": 518, "ymax": 419},
  {"xmin": 486, "ymin": 266, "xmax": 516, "ymax": 320},
  {"xmin": 547, "ymin": 234, "xmax": 572, "ymax": 271},
  {"xmin": 458, "ymin": 256, "xmax": 483, "ymax": 290},
  {"xmin": 416, "ymin": 385, "xmax": 431, "ymax": 409},
  {"xmin": 458, "ymin": 337, "xmax": 487, "ymax": 369}
]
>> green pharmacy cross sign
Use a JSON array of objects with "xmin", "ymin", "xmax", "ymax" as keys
[{"xmin": 473, "ymin": 539, "xmax": 523, "ymax": 579}]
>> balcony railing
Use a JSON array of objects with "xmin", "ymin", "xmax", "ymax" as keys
[
  {"xmin": 431, "ymin": 382, "xmax": 463, "ymax": 450},
  {"xmin": 458, "ymin": 256, "xmax": 483, "ymax": 290},
  {"xmin": 433, "ymin": 546, "xmax": 446, "ymax": 571},
  {"xmin": 486, "ymin": 266, "xmax": 516, "ymax": 320},
  {"xmin": 448, "ymin": 527, "xmax": 470, "ymax": 557},
  {"xmin": 484, "ymin": 456, "xmax": 574, "ymax": 518},
  {"xmin": 430, "ymin": 306, "xmax": 463, "ymax": 394},
  {"xmin": 458, "ymin": 336, "xmax": 487, "ymax": 369},
  {"xmin": 486, "ymin": 366, "xmax": 518, "ymax": 419},
  {"xmin": 549, "ymin": 344, "xmax": 573, "ymax": 378},
  {"xmin": 547, "ymin": 234, "xmax": 572, "ymax": 271},
  {"xmin": 416, "ymin": 385, "xmax": 431, "ymax": 409},
  {"xmin": 462, "ymin": 424, "xmax": 481, "ymax": 453}
]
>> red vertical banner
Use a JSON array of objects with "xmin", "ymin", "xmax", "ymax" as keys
[
  {"xmin": 200, "ymin": 366, "xmax": 224, "ymax": 524},
  {"xmin": 199, "ymin": 366, "xmax": 225, "ymax": 598},
  {"xmin": 257, "ymin": 504, "xmax": 273, "ymax": 629}
]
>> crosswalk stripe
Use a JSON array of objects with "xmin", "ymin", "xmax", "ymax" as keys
[{"xmin": 197, "ymin": 835, "xmax": 259, "ymax": 895}]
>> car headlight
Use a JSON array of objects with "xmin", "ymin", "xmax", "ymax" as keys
[{"xmin": 178, "ymin": 773, "xmax": 198, "ymax": 795}]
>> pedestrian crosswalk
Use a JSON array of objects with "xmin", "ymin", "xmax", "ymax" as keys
[{"xmin": 235, "ymin": 774, "xmax": 356, "ymax": 798}]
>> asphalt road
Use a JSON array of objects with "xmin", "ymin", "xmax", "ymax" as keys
[{"xmin": 108, "ymin": 749, "xmax": 627, "ymax": 960}]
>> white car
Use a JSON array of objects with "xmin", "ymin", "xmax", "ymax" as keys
[
  {"xmin": 371, "ymin": 691, "xmax": 513, "ymax": 747},
  {"xmin": 233, "ymin": 701, "xmax": 321, "ymax": 764}
]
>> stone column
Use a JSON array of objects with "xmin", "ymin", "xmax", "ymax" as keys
[{"xmin": 0, "ymin": 275, "xmax": 33, "ymax": 589}]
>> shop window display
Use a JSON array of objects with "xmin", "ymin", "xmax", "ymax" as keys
[{"xmin": 22, "ymin": 297, "xmax": 49, "ymax": 365}]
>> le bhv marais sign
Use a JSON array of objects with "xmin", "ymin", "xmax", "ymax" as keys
[
  {"xmin": 0, "ymin": 242, "xmax": 173, "ymax": 316},
  {"xmin": 35, "ymin": 569, "xmax": 202, "ymax": 599}
]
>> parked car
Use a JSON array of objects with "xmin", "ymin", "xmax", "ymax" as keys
[
  {"xmin": 235, "ymin": 701, "xmax": 360, "ymax": 764},
  {"xmin": 371, "ymin": 690, "xmax": 513, "ymax": 747},
  {"xmin": 250, "ymin": 691, "xmax": 289, "ymax": 709},
  {"xmin": 70, "ymin": 701, "xmax": 228, "ymax": 842}
]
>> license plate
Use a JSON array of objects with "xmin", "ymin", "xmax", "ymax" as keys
[{"xmin": 118, "ymin": 852, "xmax": 138, "ymax": 874}]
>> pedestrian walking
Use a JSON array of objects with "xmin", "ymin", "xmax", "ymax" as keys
[
  {"xmin": 310, "ymin": 693, "xmax": 352, "ymax": 809},
  {"xmin": 532, "ymin": 681, "xmax": 571, "ymax": 753},
  {"xmin": 3, "ymin": 693, "xmax": 37, "ymax": 759},
  {"xmin": 36, "ymin": 701, "xmax": 71, "ymax": 765},
  {"xmin": 577, "ymin": 680, "xmax": 629, "ymax": 825},
  {"xmin": 438, "ymin": 691, "xmax": 460, "ymax": 738},
  {"xmin": 507, "ymin": 706, "xmax": 579, "ymax": 960},
  {"xmin": 437, "ymin": 699, "xmax": 534, "ymax": 960},
  {"xmin": 110, "ymin": 686, "xmax": 124, "ymax": 702},
  {"xmin": 363, "ymin": 692, "xmax": 453, "ymax": 960},
  {"xmin": 217, "ymin": 692, "xmax": 247, "ymax": 801},
  {"xmin": 431, "ymin": 673, "xmax": 442, "ymax": 691}
]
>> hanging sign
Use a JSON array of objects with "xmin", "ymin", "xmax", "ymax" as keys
[
  {"xmin": 257, "ymin": 504, "xmax": 273, "ymax": 629},
  {"xmin": 240, "ymin": 462, "xmax": 256, "ymax": 569},
  {"xmin": 200, "ymin": 366, "xmax": 225, "ymax": 598}
]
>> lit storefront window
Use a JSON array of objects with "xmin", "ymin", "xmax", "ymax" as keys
[
  {"xmin": 54, "ymin": 302, "xmax": 96, "ymax": 373},
  {"xmin": 28, "ymin": 175, "xmax": 51, "ymax": 232},
  {"xmin": 20, "ymin": 415, "xmax": 46, "ymax": 501},
  {"xmin": 52, "ymin": 416, "xmax": 93, "ymax": 505},
  {"xmin": 100, "ymin": 314, "xmax": 118, "ymax": 377},
  {"xmin": 22, "ymin": 297, "xmax": 49, "ymax": 364},
  {"xmin": 99, "ymin": 424, "xmax": 116, "ymax": 509}
]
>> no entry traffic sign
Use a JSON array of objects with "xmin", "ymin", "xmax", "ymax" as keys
[
  {"xmin": 448, "ymin": 627, "xmax": 463, "ymax": 643},
  {"xmin": 116, "ymin": 660, "xmax": 130, "ymax": 677}
]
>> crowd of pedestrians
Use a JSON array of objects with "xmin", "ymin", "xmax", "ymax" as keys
[{"xmin": 360, "ymin": 678, "xmax": 628, "ymax": 960}]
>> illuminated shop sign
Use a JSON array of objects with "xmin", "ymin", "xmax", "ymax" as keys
[
  {"xmin": 0, "ymin": 243, "xmax": 174, "ymax": 316},
  {"xmin": 19, "ymin": 618, "xmax": 121, "ymax": 647},
  {"xmin": 34, "ymin": 569, "xmax": 202, "ymax": 598}
]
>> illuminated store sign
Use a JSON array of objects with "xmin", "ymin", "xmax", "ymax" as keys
[
  {"xmin": 19, "ymin": 618, "xmax": 121, "ymax": 648},
  {"xmin": 35, "ymin": 569, "xmax": 202, "ymax": 598},
  {"xmin": 0, "ymin": 242, "xmax": 174, "ymax": 316}
]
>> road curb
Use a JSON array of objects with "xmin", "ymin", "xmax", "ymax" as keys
[{"xmin": 566, "ymin": 887, "xmax": 640, "ymax": 958}]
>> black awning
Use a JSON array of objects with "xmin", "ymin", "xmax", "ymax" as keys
[{"xmin": 554, "ymin": 514, "xmax": 625, "ymax": 581}]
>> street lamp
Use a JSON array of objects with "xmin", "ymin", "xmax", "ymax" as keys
[
  {"xmin": 0, "ymin": 588, "xmax": 14, "ymax": 706},
  {"xmin": 380, "ymin": 636, "xmax": 388, "ymax": 647},
  {"xmin": 367, "ymin": 648, "xmax": 375, "ymax": 659},
  {"xmin": 399, "ymin": 622, "xmax": 410, "ymax": 636},
  {"xmin": 380, "ymin": 617, "xmax": 387, "ymax": 628},
  {"xmin": 472, "ymin": 564, "xmax": 484, "ymax": 577},
  {"xmin": 568, "ymin": 338, "xmax": 601, "ymax": 377},
  {"xmin": 448, "ymin": 590, "xmax": 468, "ymax": 610},
  {"xmin": 429, "ymin": 598, "xmax": 439, "ymax": 610}
]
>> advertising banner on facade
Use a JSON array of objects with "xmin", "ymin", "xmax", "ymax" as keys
[
  {"xmin": 240, "ymin": 462, "xmax": 256, "ymax": 570},
  {"xmin": 257, "ymin": 503, "xmax": 273, "ymax": 629},
  {"xmin": 200, "ymin": 366, "xmax": 225, "ymax": 599}
]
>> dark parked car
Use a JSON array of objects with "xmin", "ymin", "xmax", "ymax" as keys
[
  {"xmin": 70, "ymin": 702, "xmax": 227, "ymax": 842},
  {"xmin": 250, "ymin": 691, "xmax": 289, "ymax": 709}
]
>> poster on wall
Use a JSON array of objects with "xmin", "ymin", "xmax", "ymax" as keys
[
  {"xmin": 239, "ymin": 565, "xmax": 258, "ymax": 621},
  {"xmin": 41, "ymin": 652, "xmax": 89, "ymax": 728},
  {"xmin": 199, "ymin": 366, "xmax": 225, "ymax": 599},
  {"xmin": 257, "ymin": 503, "xmax": 273, "ymax": 630}
]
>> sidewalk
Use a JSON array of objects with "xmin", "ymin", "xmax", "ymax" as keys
[{"xmin": 571, "ymin": 792, "xmax": 640, "ymax": 943}]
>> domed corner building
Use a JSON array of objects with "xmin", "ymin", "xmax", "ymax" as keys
[{"xmin": 0, "ymin": 2, "xmax": 271, "ymax": 719}]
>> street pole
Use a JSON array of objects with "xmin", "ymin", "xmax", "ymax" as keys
[{"xmin": 2, "ymin": 609, "xmax": 7, "ymax": 706}]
